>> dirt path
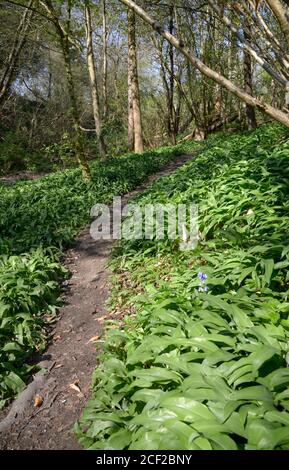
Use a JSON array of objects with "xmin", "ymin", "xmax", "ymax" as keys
[{"xmin": 0, "ymin": 153, "xmax": 194, "ymax": 450}]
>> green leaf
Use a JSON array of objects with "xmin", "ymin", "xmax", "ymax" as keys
[
  {"xmin": 230, "ymin": 386, "xmax": 272, "ymax": 402},
  {"xmin": 106, "ymin": 430, "xmax": 132, "ymax": 450},
  {"xmin": 4, "ymin": 371, "xmax": 26, "ymax": 393},
  {"xmin": 262, "ymin": 259, "xmax": 274, "ymax": 287},
  {"xmin": 159, "ymin": 397, "xmax": 216, "ymax": 423},
  {"xmin": 128, "ymin": 367, "xmax": 182, "ymax": 385}
]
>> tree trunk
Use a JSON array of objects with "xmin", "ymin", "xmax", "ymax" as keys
[
  {"xmin": 85, "ymin": 0, "xmax": 107, "ymax": 157},
  {"xmin": 243, "ymin": 25, "xmax": 257, "ymax": 129},
  {"xmin": 61, "ymin": 38, "xmax": 91, "ymax": 181},
  {"xmin": 119, "ymin": 0, "xmax": 289, "ymax": 129},
  {"xmin": 102, "ymin": 0, "xmax": 108, "ymax": 121},
  {"xmin": 0, "ymin": 0, "xmax": 34, "ymax": 108},
  {"xmin": 127, "ymin": 8, "xmax": 144, "ymax": 153},
  {"xmin": 266, "ymin": 0, "xmax": 289, "ymax": 48},
  {"xmin": 208, "ymin": 0, "xmax": 289, "ymax": 91},
  {"xmin": 128, "ymin": 47, "xmax": 135, "ymax": 150},
  {"xmin": 168, "ymin": 6, "xmax": 176, "ymax": 145},
  {"xmin": 40, "ymin": 0, "xmax": 91, "ymax": 182}
]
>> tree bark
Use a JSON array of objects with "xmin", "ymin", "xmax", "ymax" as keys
[
  {"xmin": 208, "ymin": 0, "xmax": 289, "ymax": 91},
  {"xmin": 102, "ymin": 0, "xmax": 108, "ymax": 121},
  {"xmin": 61, "ymin": 38, "xmax": 91, "ymax": 181},
  {"xmin": 266, "ymin": 0, "xmax": 289, "ymax": 48},
  {"xmin": 127, "ymin": 8, "xmax": 144, "ymax": 153},
  {"xmin": 85, "ymin": 0, "xmax": 107, "ymax": 157},
  {"xmin": 243, "ymin": 25, "xmax": 257, "ymax": 129},
  {"xmin": 168, "ymin": 6, "xmax": 176, "ymax": 144},
  {"xmin": 119, "ymin": 0, "xmax": 289, "ymax": 129},
  {"xmin": 156, "ymin": 40, "xmax": 173, "ymax": 143},
  {"xmin": 0, "ymin": 0, "xmax": 34, "ymax": 107},
  {"xmin": 41, "ymin": 0, "xmax": 91, "ymax": 182},
  {"xmin": 128, "ymin": 39, "xmax": 135, "ymax": 150}
]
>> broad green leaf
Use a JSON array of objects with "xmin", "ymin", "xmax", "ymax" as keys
[
  {"xmin": 230, "ymin": 386, "xmax": 272, "ymax": 402},
  {"xmin": 159, "ymin": 397, "xmax": 216, "ymax": 423},
  {"xmin": 262, "ymin": 259, "xmax": 274, "ymax": 287},
  {"xmin": 105, "ymin": 430, "xmax": 132, "ymax": 450}
]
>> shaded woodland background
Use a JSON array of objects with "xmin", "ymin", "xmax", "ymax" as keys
[{"xmin": 1, "ymin": 0, "xmax": 289, "ymax": 176}]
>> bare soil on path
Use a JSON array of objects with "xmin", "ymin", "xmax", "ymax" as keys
[{"xmin": 0, "ymin": 153, "xmax": 194, "ymax": 450}]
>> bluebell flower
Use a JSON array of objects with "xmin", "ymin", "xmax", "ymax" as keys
[
  {"xmin": 198, "ymin": 272, "xmax": 207, "ymax": 282},
  {"xmin": 197, "ymin": 271, "xmax": 208, "ymax": 294}
]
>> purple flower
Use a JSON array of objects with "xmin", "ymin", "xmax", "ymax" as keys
[
  {"xmin": 198, "ymin": 272, "xmax": 207, "ymax": 283},
  {"xmin": 197, "ymin": 271, "xmax": 208, "ymax": 294}
]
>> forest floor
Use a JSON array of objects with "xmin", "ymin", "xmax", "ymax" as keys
[
  {"xmin": 0, "ymin": 152, "xmax": 194, "ymax": 450},
  {"xmin": 0, "ymin": 171, "xmax": 49, "ymax": 184}
]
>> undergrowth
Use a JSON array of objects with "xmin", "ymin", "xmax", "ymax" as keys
[
  {"xmin": 0, "ymin": 145, "xmax": 183, "ymax": 406},
  {"xmin": 75, "ymin": 124, "xmax": 289, "ymax": 450}
]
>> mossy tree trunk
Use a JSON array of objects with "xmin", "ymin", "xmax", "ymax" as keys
[{"xmin": 40, "ymin": 0, "xmax": 91, "ymax": 182}]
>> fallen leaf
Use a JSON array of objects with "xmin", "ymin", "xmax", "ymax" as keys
[
  {"xmin": 53, "ymin": 334, "xmax": 61, "ymax": 341},
  {"xmin": 69, "ymin": 383, "xmax": 81, "ymax": 393},
  {"xmin": 34, "ymin": 395, "xmax": 44, "ymax": 408},
  {"xmin": 98, "ymin": 316, "xmax": 107, "ymax": 324},
  {"xmin": 87, "ymin": 335, "xmax": 99, "ymax": 344},
  {"xmin": 46, "ymin": 316, "xmax": 56, "ymax": 323}
]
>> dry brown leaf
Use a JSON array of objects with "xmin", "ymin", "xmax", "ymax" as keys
[
  {"xmin": 87, "ymin": 335, "xmax": 100, "ymax": 344},
  {"xmin": 34, "ymin": 395, "xmax": 44, "ymax": 408},
  {"xmin": 98, "ymin": 316, "xmax": 107, "ymax": 324},
  {"xmin": 69, "ymin": 383, "xmax": 81, "ymax": 393},
  {"xmin": 53, "ymin": 334, "xmax": 61, "ymax": 341},
  {"xmin": 46, "ymin": 316, "xmax": 56, "ymax": 323}
]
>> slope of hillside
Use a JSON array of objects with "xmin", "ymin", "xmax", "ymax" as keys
[
  {"xmin": 0, "ymin": 145, "xmax": 183, "ymax": 406},
  {"xmin": 76, "ymin": 124, "xmax": 289, "ymax": 450}
]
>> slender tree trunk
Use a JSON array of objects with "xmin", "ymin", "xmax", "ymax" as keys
[
  {"xmin": 119, "ymin": 0, "xmax": 289, "ymax": 129},
  {"xmin": 159, "ymin": 56, "xmax": 171, "ymax": 142},
  {"xmin": 208, "ymin": 0, "xmax": 289, "ymax": 91},
  {"xmin": 102, "ymin": 0, "xmax": 108, "ymax": 121},
  {"xmin": 127, "ymin": 8, "xmax": 144, "ymax": 153},
  {"xmin": 0, "ymin": 0, "xmax": 34, "ymax": 107},
  {"xmin": 243, "ymin": 25, "xmax": 257, "ymax": 129},
  {"xmin": 61, "ymin": 38, "xmax": 91, "ymax": 181},
  {"xmin": 168, "ymin": 6, "xmax": 176, "ymax": 144},
  {"xmin": 266, "ymin": 0, "xmax": 289, "ymax": 48},
  {"xmin": 85, "ymin": 0, "xmax": 107, "ymax": 157},
  {"xmin": 128, "ymin": 46, "xmax": 135, "ymax": 150},
  {"xmin": 152, "ymin": 35, "xmax": 175, "ymax": 143},
  {"xmin": 40, "ymin": 0, "xmax": 91, "ymax": 181}
]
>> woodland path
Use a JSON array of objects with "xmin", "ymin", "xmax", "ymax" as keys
[{"xmin": 0, "ymin": 152, "xmax": 194, "ymax": 450}]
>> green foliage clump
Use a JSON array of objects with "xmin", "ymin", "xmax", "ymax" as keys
[
  {"xmin": 0, "ymin": 249, "xmax": 64, "ymax": 407},
  {"xmin": 0, "ymin": 130, "xmax": 31, "ymax": 174},
  {"xmin": 75, "ymin": 124, "xmax": 289, "ymax": 450},
  {"xmin": 0, "ymin": 146, "xmax": 181, "ymax": 254},
  {"xmin": 0, "ymin": 144, "xmax": 180, "ymax": 405}
]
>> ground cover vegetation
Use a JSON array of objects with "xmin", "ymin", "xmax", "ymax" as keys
[
  {"xmin": 0, "ymin": 145, "xmax": 182, "ymax": 406},
  {"xmin": 76, "ymin": 124, "xmax": 289, "ymax": 450}
]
